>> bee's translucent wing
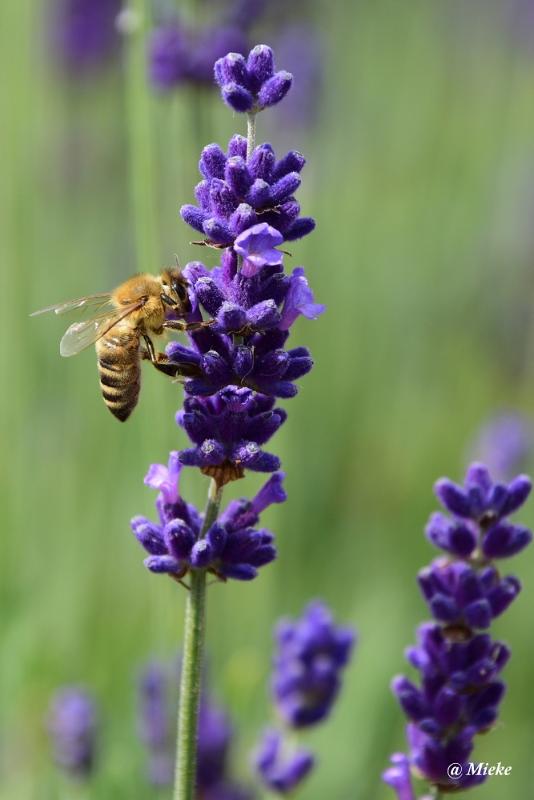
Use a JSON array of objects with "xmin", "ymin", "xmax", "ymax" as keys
[
  {"xmin": 30, "ymin": 293, "xmax": 113, "ymax": 317},
  {"xmin": 59, "ymin": 302, "xmax": 142, "ymax": 357}
]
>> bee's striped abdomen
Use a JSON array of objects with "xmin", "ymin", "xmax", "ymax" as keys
[{"xmin": 96, "ymin": 331, "xmax": 141, "ymax": 422}]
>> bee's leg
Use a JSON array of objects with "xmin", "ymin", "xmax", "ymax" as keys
[
  {"xmin": 162, "ymin": 318, "xmax": 214, "ymax": 332},
  {"xmin": 142, "ymin": 334, "xmax": 200, "ymax": 378}
]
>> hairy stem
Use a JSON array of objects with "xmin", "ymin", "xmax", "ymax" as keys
[
  {"xmin": 247, "ymin": 112, "xmax": 257, "ymax": 159},
  {"xmin": 173, "ymin": 479, "xmax": 223, "ymax": 800},
  {"xmin": 123, "ymin": 0, "xmax": 158, "ymax": 271}
]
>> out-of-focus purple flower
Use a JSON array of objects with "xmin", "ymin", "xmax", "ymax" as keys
[
  {"xmin": 137, "ymin": 657, "xmax": 252, "ymax": 794},
  {"xmin": 137, "ymin": 663, "xmax": 174, "ymax": 786},
  {"xmin": 254, "ymin": 729, "xmax": 314, "ymax": 795},
  {"xmin": 469, "ymin": 412, "xmax": 534, "ymax": 481},
  {"xmin": 132, "ymin": 470, "xmax": 285, "ymax": 580},
  {"xmin": 272, "ymin": 601, "xmax": 355, "ymax": 728},
  {"xmin": 148, "ymin": 23, "xmax": 191, "ymax": 89},
  {"xmin": 47, "ymin": 687, "xmax": 98, "ymax": 780},
  {"xmin": 180, "ymin": 137, "xmax": 314, "ymax": 249},
  {"xmin": 197, "ymin": 699, "xmax": 233, "ymax": 789},
  {"xmin": 50, "ymin": 0, "xmax": 121, "ymax": 75},
  {"xmin": 382, "ymin": 754, "xmax": 416, "ymax": 800},
  {"xmin": 215, "ymin": 45, "xmax": 292, "ymax": 113},
  {"xmin": 234, "ymin": 223, "xmax": 284, "ymax": 276},
  {"xmin": 149, "ymin": 22, "xmax": 249, "ymax": 90},
  {"xmin": 385, "ymin": 463, "xmax": 533, "ymax": 795}
]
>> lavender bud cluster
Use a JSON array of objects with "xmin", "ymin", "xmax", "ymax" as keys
[
  {"xmin": 254, "ymin": 602, "xmax": 355, "ymax": 794},
  {"xmin": 132, "ymin": 455, "xmax": 284, "ymax": 581},
  {"xmin": 383, "ymin": 463, "xmax": 532, "ymax": 797}
]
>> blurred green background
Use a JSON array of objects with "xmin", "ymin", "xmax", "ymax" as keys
[{"xmin": 3, "ymin": 0, "xmax": 534, "ymax": 797}]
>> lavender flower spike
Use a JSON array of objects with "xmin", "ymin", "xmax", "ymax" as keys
[
  {"xmin": 129, "ymin": 39, "xmax": 323, "ymax": 800},
  {"xmin": 47, "ymin": 687, "xmax": 98, "ymax": 780},
  {"xmin": 385, "ymin": 463, "xmax": 533, "ymax": 796}
]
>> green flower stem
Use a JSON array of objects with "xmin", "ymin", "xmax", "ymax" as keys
[
  {"xmin": 247, "ymin": 112, "xmax": 257, "ymax": 159},
  {"xmin": 173, "ymin": 478, "xmax": 223, "ymax": 800},
  {"xmin": 123, "ymin": 0, "xmax": 158, "ymax": 271}
]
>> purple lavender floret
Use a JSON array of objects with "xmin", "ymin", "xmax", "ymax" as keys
[
  {"xmin": 50, "ymin": 0, "xmax": 121, "ymax": 75},
  {"xmin": 167, "ymin": 329, "xmax": 312, "ymax": 400},
  {"xmin": 382, "ymin": 753, "xmax": 433, "ymax": 800},
  {"xmin": 180, "ymin": 137, "xmax": 315, "ymax": 248},
  {"xmin": 214, "ymin": 45, "xmax": 292, "ymax": 113},
  {"xmin": 272, "ymin": 601, "xmax": 355, "ymax": 729},
  {"xmin": 254, "ymin": 729, "xmax": 314, "ymax": 795},
  {"xmin": 132, "ymin": 457, "xmax": 285, "ymax": 580},
  {"xmin": 47, "ymin": 687, "xmax": 98, "ymax": 780},
  {"xmin": 137, "ymin": 663, "xmax": 174, "ymax": 786},
  {"xmin": 385, "ymin": 463, "xmax": 533, "ymax": 795}
]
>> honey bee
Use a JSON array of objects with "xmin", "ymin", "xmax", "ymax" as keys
[{"xmin": 32, "ymin": 269, "xmax": 207, "ymax": 421}]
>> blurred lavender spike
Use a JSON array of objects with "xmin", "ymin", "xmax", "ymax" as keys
[
  {"xmin": 50, "ymin": 0, "xmax": 122, "ymax": 75},
  {"xmin": 47, "ymin": 687, "xmax": 98, "ymax": 780}
]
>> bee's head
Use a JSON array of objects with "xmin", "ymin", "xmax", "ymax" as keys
[{"xmin": 160, "ymin": 268, "xmax": 192, "ymax": 314}]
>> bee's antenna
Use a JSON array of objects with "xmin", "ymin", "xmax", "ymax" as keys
[{"xmin": 173, "ymin": 253, "xmax": 181, "ymax": 268}]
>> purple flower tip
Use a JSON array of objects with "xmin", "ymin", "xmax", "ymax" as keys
[{"xmin": 382, "ymin": 753, "xmax": 416, "ymax": 800}]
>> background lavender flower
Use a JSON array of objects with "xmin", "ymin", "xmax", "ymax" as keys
[
  {"xmin": 385, "ymin": 463, "xmax": 532, "ymax": 795},
  {"xmin": 49, "ymin": 0, "xmax": 121, "ymax": 75},
  {"xmin": 149, "ymin": 21, "xmax": 249, "ymax": 90},
  {"xmin": 47, "ymin": 687, "xmax": 98, "ymax": 780},
  {"xmin": 254, "ymin": 729, "xmax": 314, "ymax": 794},
  {"xmin": 468, "ymin": 411, "xmax": 534, "ymax": 480},
  {"xmin": 254, "ymin": 602, "xmax": 355, "ymax": 795},
  {"xmin": 148, "ymin": 0, "xmax": 268, "ymax": 91},
  {"xmin": 383, "ymin": 753, "xmax": 433, "ymax": 800},
  {"xmin": 272, "ymin": 601, "xmax": 355, "ymax": 728},
  {"xmin": 137, "ymin": 656, "xmax": 251, "ymax": 795},
  {"xmin": 137, "ymin": 662, "xmax": 174, "ymax": 786}
]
